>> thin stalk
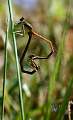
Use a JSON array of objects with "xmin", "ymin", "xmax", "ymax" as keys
[
  {"xmin": 45, "ymin": 0, "xmax": 71, "ymax": 119},
  {"xmin": 1, "ymin": 20, "xmax": 8, "ymax": 120},
  {"xmin": 7, "ymin": 0, "xmax": 25, "ymax": 120},
  {"xmin": 45, "ymin": 29, "xmax": 66, "ymax": 120},
  {"xmin": 56, "ymin": 77, "xmax": 73, "ymax": 120}
]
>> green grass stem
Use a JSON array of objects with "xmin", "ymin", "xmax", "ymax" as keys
[
  {"xmin": 56, "ymin": 77, "xmax": 73, "ymax": 120},
  {"xmin": 1, "ymin": 20, "xmax": 8, "ymax": 120},
  {"xmin": 7, "ymin": 0, "xmax": 25, "ymax": 120},
  {"xmin": 45, "ymin": 0, "xmax": 72, "ymax": 119}
]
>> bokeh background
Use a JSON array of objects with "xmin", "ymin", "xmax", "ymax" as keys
[{"xmin": 0, "ymin": 0, "xmax": 73, "ymax": 120}]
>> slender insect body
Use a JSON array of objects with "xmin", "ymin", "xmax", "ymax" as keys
[
  {"xmin": 20, "ymin": 17, "xmax": 32, "ymax": 32},
  {"xmin": 15, "ymin": 17, "xmax": 54, "ymax": 74}
]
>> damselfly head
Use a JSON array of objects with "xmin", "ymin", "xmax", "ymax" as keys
[
  {"xmin": 20, "ymin": 17, "xmax": 32, "ymax": 30},
  {"xmin": 20, "ymin": 17, "xmax": 24, "ymax": 22}
]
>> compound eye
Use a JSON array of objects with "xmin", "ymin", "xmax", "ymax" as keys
[{"xmin": 20, "ymin": 17, "xmax": 24, "ymax": 21}]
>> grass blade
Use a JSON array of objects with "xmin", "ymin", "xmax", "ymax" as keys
[
  {"xmin": 7, "ymin": 0, "xmax": 25, "ymax": 120},
  {"xmin": 1, "ymin": 20, "xmax": 8, "ymax": 120},
  {"xmin": 56, "ymin": 77, "xmax": 73, "ymax": 120},
  {"xmin": 45, "ymin": 0, "xmax": 71, "ymax": 119},
  {"xmin": 45, "ymin": 29, "xmax": 65, "ymax": 120}
]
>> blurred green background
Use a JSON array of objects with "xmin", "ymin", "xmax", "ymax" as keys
[{"xmin": 0, "ymin": 0, "xmax": 73, "ymax": 120}]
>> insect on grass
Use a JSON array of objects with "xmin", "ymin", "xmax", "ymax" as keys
[{"xmin": 15, "ymin": 17, "xmax": 54, "ymax": 74}]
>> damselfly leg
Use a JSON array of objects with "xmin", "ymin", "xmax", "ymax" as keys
[{"xmin": 15, "ymin": 17, "xmax": 54, "ymax": 74}]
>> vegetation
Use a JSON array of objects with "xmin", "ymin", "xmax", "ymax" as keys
[{"xmin": 0, "ymin": 0, "xmax": 73, "ymax": 120}]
